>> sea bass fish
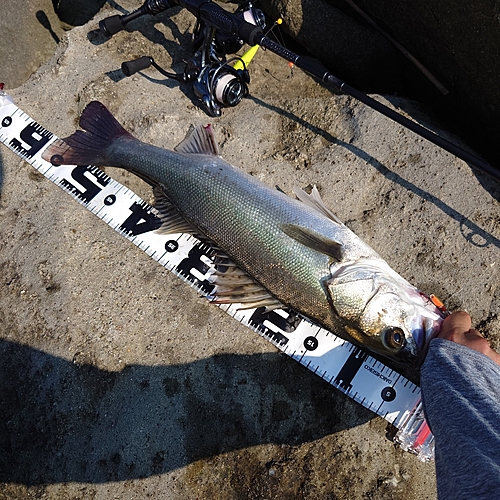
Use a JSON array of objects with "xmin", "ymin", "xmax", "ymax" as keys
[{"xmin": 43, "ymin": 101, "xmax": 444, "ymax": 367}]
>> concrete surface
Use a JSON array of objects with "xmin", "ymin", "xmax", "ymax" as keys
[
  {"xmin": 0, "ymin": 0, "xmax": 66, "ymax": 89},
  {"xmin": 1, "ymin": 2, "xmax": 500, "ymax": 499},
  {"xmin": 265, "ymin": 0, "xmax": 500, "ymax": 168}
]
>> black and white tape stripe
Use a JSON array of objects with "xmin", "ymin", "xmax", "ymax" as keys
[{"xmin": 0, "ymin": 98, "xmax": 429, "ymax": 455}]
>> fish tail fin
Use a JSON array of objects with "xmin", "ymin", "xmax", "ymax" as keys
[{"xmin": 42, "ymin": 101, "xmax": 134, "ymax": 166}]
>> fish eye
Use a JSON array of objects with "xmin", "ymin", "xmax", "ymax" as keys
[{"xmin": 384, "ymin": 327, "xmax": 406, "ymax": 350}]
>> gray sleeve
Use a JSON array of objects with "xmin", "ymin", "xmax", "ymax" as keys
[{"xmin": 420, "ymin": 338, "xmax": 500, "ymax": 500}]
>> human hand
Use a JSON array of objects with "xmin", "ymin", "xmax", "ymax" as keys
[{"xmin": 437, "ymin": 311, "xmax": 500, "ymax": 367}]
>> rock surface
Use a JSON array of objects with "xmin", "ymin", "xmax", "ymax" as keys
[
  {"xmin": 354, "ymin": 0, "xmax": 500, "ymax": 168},
  {"xmin": 0, "ymin": 0, "xmax": 66, "ymax": 88},
  {"xmin": 264, "ymin": 0, "xmax": 500, "ymax": 167},
  {"xmin": 1, "ymin": 2, "xmax": 500, "ymax": 499}
]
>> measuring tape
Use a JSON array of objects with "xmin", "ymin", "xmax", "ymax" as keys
[{"xmin": 0, "ymin": 91, "xmax": 434, "ymax": 461}]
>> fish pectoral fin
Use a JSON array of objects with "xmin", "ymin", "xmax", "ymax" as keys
[
  {"xmin": 209, "ymin": 256, "xmax": 284, "ymax": 310},
  {"xmin": 281, "ymin": 223, "xmax": 343, "ymax": 262},
  {"xmin": 293, "ymin": 185, "xmax": 342, "ymax": 224},
  {"xmin": 153, "ymin": 186, "xmax": 199, "ymax": 235},
  {"xmin": 174, "ymin": 124, "xmax": 220, "ymax": 156}
]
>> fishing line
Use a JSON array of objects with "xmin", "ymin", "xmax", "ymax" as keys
[{"xmin": 98, "ymin": 0, "xmax": 499, "ymax": 181}]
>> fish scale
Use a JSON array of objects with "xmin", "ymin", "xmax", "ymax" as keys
[
  {"xmin": 0, "ymin": 92, "xmax": 437, "ymax": 460},
  {"xmin": 109, "ymin": 134, "xmax": 342, "ymax": 330},
  {"xmin": 44, "ymin": 101, "xmax": 446, "ymax": 365}
]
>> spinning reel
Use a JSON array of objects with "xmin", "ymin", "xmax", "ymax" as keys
[
  {"xmin": 99, "ymin": 0, "xmax": 266, "ymax": 116},
  {"xmin": 98, "ymin": 0, "xmax": 495, "ymax": 177}
]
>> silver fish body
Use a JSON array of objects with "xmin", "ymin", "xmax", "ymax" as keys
[
  {"xmin": 112, "ymin": 136, "xmax": 368, "ymax": 330},
  {"xmin": 43, "ymin": 101, "xmax": 444, "ymax": 366}
]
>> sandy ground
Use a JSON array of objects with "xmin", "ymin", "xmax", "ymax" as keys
[{"xmin": 1, "ymin": 3, "xmax": 500, "ymax": 499}]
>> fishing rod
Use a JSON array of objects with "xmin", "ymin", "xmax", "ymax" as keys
[
  {"xmin": 100, "ymin": 0, "xmax": 266, "ymax": 117},
  {"xmin": 98, "ymin": 0, "xmax": 499, "ymax": 181}
]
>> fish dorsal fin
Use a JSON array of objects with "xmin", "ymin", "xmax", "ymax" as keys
[
  {"xmin": 281, "ymin": 223, "xmax": 343, "ymax": 262},
  {"xmin": 293, "ymin": 185, "xmax": 342, "ymax": 224},
  {"xmin": 153, "ymin": 186, "xmax": 199, "ymax": 235},
  {"xmin": 208, "ymin": 253, "xmax": 283, "ymax": 311},
  {"xmin": 175, "ymin": 124, "xmax": 220, "ymax": 156}
]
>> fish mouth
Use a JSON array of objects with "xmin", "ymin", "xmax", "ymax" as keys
[{"xmin": 393, "ymin": 335, "xmax": 419, "ymax": 364}]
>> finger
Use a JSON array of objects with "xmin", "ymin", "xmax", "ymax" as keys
[
  {"xmin": 464, "ymin": 328, "xmax": 484, "ymax": 340},
  {"xmin": 439, "ymin": 314, "xmax": 500, "ymax": 367},
  {"xmin": 489, "ymin": 347, "xmax": 500, "ymax": 366},
  {"xmin": 466, "ymin": 334, "xmax": 500, "ymax": 365},
  {"xmin": 438, "ymin": 311, "xmax": 472, "ymax": 340}
]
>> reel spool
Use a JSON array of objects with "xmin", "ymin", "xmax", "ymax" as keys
[{"xmin": 100, "ymin": 0, "xmax": 265, "ymax": 116}]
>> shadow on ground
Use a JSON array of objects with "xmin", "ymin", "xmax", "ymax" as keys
[
  {"xmin": 0, "ymin": 339, "xmax": 373, "ymax": 485},
  {"xmin": 251, "ymin": 96, "xmax": 500, "ymax": 251}
]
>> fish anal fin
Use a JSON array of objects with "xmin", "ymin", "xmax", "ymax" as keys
[
  {"xmin": 293, "ymin": 185, "xmax": 342, "ymax": 224},
  {"xmin": 208, "ymin": 258, "xmax": 283, "ymax": 310},
  {"xmin": 228, "ymin": 299, "xmax": 284, "ymax": 311},
  {"xmin": 282, "ymin": 223, "xmax": 343, "ymax": 262},
  {"xmin": 175, "ymin": 124, "xmax": 220, "ymax": 156}
]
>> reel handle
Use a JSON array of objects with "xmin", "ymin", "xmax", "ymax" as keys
[{"xmin": 122, "ymin": 56, "xmax": 152, "ymax": 76}]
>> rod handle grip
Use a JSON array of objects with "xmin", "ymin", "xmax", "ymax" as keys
[{"xmin": 99, "ymin": 15, "xmax": 127, "ymax": 37}]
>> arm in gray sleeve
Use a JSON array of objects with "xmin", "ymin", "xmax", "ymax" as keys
[{"xmin": 420, "ymin": 338, "xmax": 500, "ymax": 500}]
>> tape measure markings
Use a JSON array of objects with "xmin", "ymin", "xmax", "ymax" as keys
[{"xmin": 0, "ymin": 100, "xmax": 432, "ymax": 456}]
